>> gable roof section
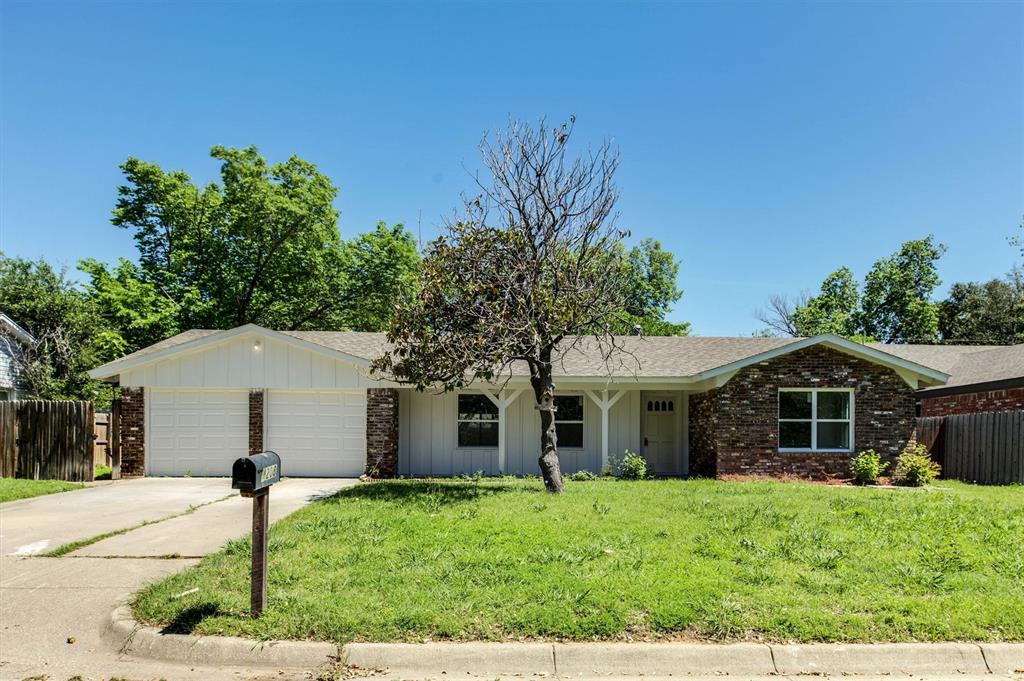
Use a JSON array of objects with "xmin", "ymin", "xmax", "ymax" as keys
[
  {"xmin": 89, "ymin": 325, "xmax": 951, "ymax": 386},
  {"xmin": 87, "ymin": 324, "xmax": 374, "ymax": 380},
  {"xmin": 872, "ymin": 343, "xmax": 1024, "ymax": 391}
]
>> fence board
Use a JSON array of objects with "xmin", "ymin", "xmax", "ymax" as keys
[
  {"xmin": 0, "ymin": 401, "xmax": 95, "ymax": 482},
  {"xmin": 918, "ymin": 410, "xmax": 1023, "ymax": 485}
]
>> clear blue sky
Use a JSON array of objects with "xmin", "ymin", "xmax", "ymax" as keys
[{"xmin": 1, "ymin": 1, "xmax": 1021, "ymax": 335}]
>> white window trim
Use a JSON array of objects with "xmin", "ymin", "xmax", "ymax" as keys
[
  {"xmin": 778, "ymin": 388, "xmax": 854, "ymax": 453},
  {"xmin": 456, "ymin": 392, "xmax": 499, "ymax": 449},
  {"xmin": 554, "ymin": 393, "xmax": 585, "ymax": 450}
]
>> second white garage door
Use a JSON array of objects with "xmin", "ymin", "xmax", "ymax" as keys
[{"xmin": 265, "ymin": 390, "xmax": 367, "ymax": 477}]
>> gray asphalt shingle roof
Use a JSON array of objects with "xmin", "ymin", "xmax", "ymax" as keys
[{"xmin": 99, "ymin": 327, "xmax": 1024, "ymax": 387}]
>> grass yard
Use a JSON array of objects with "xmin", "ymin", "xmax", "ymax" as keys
[
  {"xmin": 0, "ymin": 477, "xmax": 83, "ymax": 503},
  {"xmin": 134, "ymin": 478, "xmax": 1024, "ymax": 644}
]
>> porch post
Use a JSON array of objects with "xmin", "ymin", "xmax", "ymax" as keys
[
  {"xmin": 484, "ymin": 390, "xmax": 523, "ymax": 474},
  {"xmin": 585, "ymin": 390, "xmax": 626, "ymax": 471}
]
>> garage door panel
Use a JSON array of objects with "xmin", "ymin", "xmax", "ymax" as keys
[
  {"xmin": 149, "ymin": 389, "xmax": 249, "ymax": 477},
  {"xmin": 266, "ymin": 390, "xmax": 366, "ymax": 477}
]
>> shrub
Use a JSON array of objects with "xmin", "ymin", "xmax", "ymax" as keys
[
  {"xmin": 617, "ymin": 450, "xmax": 649, "ymax": 480},
  {"xmin": 94, "ymin": 464, "xmax": 112, "ymax": 481},
  {"xmin": 850, "ymin": 450, "xmax": 888, "ymax": 485},
  {"xmin": 569, "ymin": 469, "xmax": 597, "ymax": 481},
  {"xmin": 892, "ymin": 442, "xmax": 941, "ymax": 487}
]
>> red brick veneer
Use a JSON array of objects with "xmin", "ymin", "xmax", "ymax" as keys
[
  {"xmin": 920, "ymin": 387, "xmax": 1024, "ymax": 417},
  {"xmin": 249, "ymin": 389, "xmax": 265, "ymax": 456},
  {"xmin": 366, "ymin": 388, "xmax": 399, "ymax": 478},
  {"xmin": 688, "ymin": 345, "xmax": 917, "ymax": 479},
  {"xmin": 120, "ymin": 387, "xmax": 145, "ymax": 477}
]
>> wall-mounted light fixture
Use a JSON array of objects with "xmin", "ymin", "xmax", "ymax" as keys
[{"xmin": 253, "ymin": 339, "xmax": 262, "ymax": 351}]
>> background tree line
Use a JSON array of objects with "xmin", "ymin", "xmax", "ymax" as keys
[
  {"xmin": 757, "ymin": 228, "xmax": 1024, "ymax": 344},
  {"xmin": 0, "ymin": 145, "xmax": 687, "ymax": 406}
]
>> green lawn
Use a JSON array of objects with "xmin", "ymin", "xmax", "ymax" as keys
[
  {"xmin": 0, "ymin": 477, "xmax": 84, "ymax": 503},
  {"xmin": 134, "ymin": 478, "xmax": 1024, "ymax": 644}
]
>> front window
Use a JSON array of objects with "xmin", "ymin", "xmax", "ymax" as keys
[
  {"xmin": 778, "ymin": 389, "xmax": 852, "ymax": 451},
  {"xmin": 457, "ymin": 394, "xmax": 499, "ymax": 447},
  {"xmin": 554, "ymin": 395, "xmax": 584, "ymax": 448}
]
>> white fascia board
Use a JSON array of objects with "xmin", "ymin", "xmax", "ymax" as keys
[{"xmin": 87, "ymin": 324, "xmax": 373, "ymax": 380}]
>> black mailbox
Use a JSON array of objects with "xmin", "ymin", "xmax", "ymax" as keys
[{"xmin": 232, "ymin": 451, "xmax": 281, "ymax": 495}]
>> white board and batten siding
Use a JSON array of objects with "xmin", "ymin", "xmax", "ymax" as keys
[{"xmin": 397, "ymin": 389, "xmax": 672, "ymax": 477}]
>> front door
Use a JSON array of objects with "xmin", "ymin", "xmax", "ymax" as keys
[{"xmin": 641, "ymin": 393, "xmax": 678, "ymax": 475}]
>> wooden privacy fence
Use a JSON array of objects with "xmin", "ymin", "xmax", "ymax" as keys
[
  {"xmin": 916, "ymin": 410, "xmax": 1023, "ymax": 485},
  {"xmin": 0, "ymin": 400, "xmax": 95, "ymax": 482}
]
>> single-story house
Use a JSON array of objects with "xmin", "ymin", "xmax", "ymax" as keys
[
  {"xmin": 869, "ymin": 343, "xmax": 1024, "ymax": 417},
  {"xmin": 88, "ymin": 324, "xmax": 963, "ymax": 480},
  {"xmin": 0, "ymin": 314, "xmax": 36, "ymax": 401}
]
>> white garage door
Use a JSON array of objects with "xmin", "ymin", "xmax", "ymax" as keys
[
  {"xmin": 148, "ymin": 389, "xmax": 249, "ymax": 476},
  {"xmin": 266, "ymin": 390, "xmax": 366, "ymax": 477}
]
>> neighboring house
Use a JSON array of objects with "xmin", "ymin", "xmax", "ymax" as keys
[
  {"xmin": 0, "ymin": 314, "xmax": 36, "ymax": 401},
  {"xmin": 88, "ymin": 324, "xmax": 956, "ymax": 480},
  {"xmin": 875, "ymin": 343, "xmax": 1024, "ymax": 417}
]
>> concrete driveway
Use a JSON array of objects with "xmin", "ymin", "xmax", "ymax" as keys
[{"xmin": 0, "ymin": 476, "xmax": 355, "ymax": 680}]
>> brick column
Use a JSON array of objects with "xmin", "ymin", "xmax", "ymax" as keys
[
  {"xmin": 120, "ymin": 387, "xmax": 145, "ymax": 477},
  {"xmin": 249, "ymin": 389, "xmax": 265, "ymax": 456},
  {"xmin": 366, "ymin": 388, "xmax": 399, "ymax": 478}
]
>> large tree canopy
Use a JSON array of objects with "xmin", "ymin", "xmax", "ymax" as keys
[
  {"xmin": 0, "ymin": 254, "xmax": 116, "ymax": 405},
  {"xmin": 758, "ymin": 237, "xmax": 946, "ymax": 344},
  {"xmin": 938, "ymin": 273, "xmax": 1024, "ymax": 344},
  {"xmin": 376, "ymin": 118, "xmax": 669, "ymax": 493},
  {"xmin": 111, "ymin": 145, "xmax": 347, "ymax": 331}
]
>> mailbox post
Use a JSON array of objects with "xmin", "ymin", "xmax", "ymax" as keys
[{"xmin": 231, "ymin": 451, "xmax": 281, "ymax": 618}]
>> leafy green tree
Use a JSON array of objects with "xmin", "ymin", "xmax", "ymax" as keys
[
  {"xmin": 336, "ymin": 221, "xmax": 421, "ymax": 332},
  {"xmin": 79, "ymin": 258, "xmax": 181, "ymax": 352},
  {"xmin": 857, "ymin": 236, "xmax": 946, "ymax": 343},
  {"xmin": 0, "ymin": 254, "xmax": 116, "ymax": 405},
  {"xmin": 789, "ymin": 267, "xmax": 860, "ymax": 337},
  {"xmin": 112, "ymin": 145, "xmax": 348, "ymax": 331},
  {"xmin": 375, "ymin": 118, "xmax": 642, "ymax": 493},
  {"xmin": 608, "ymin": 239, "xmax": 689, "ymax": 336},
  {"xmin": 938, "ymin": 273, "xmax": 1024, "ymax": 344}
]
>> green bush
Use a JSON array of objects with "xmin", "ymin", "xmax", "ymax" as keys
[
  {"xmin": 617, "ymin": 450, "xmax": 649, "ymax": 480},
  {"xmin": 568, "ymin": 469, "xmax": 597, "ymax": 481},
  {"xmin": 850, "ymin": 450, "xmax": 888, "ymax": 485},
  {"xmin": 94, "ymin": 464, "xmax": 112, "ymax": 481},
  {"xmin": 892, "ymin": 442, "xmax": 941, "ymax": 487}
]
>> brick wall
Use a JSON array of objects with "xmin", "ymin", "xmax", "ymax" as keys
[
  {"xmin": 366, "ymin": 388, "xmax": 399, "ymax": 478},
  {"xmin": 120, "ymin": 387, "xmax": 145, "ymax": 477},
  {"xmin": 920, "ymin": 387, "xmax": 1024, "ymax": 417},
  {"xmin": 688, "ymin": 389, "xmax": 719, "ymax": 477},
  {"xmin": 695, "ymin": 345, "xmax": 916, "ymax": 479},
  {"xmin": 249, "ymin": 389, "xmax": 265, "ymax": 456}
]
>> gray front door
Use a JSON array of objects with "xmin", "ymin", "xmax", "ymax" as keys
[{"xmin": 641, "ymin": 393, "xmax": 678, "ymax": 475}]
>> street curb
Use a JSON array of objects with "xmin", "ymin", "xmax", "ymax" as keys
[{"xmin": 107, "ymin": 605, "xmax": 1024, "ymax": 675}]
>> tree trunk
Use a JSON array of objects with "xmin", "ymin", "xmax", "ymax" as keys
[{"xmin": 531, "ymin": 356, "xmax": 565, "ymax": 493}]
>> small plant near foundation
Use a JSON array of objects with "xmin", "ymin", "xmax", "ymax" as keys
[
  {"xmin": 568, "ymin": 469, "xmax": 597, "ymax": 481},
  {"xmin": 850, "ymin": 450, "xmax": 888, "ymax": 485},
  {"xmin": 893, "ymin": 442, "xmax": 941, "ymax": 487},
  {"xmin": 617, "ymin": 450, "xmax": 650, "ymax": 480}
]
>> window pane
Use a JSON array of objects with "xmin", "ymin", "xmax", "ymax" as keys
[
  {"xmin": 817, "ymin": 392, "xmax": 850, "ymax": 420},
  {"xmin": 556, "ymin": 422, "xmax": 583, "ymax": 448},
  {"xmin": 477, "ymin": 421, "xmax": 499, "ymax": 447},
  {"xmin": 554, "ymin": 396, "xmax": 583, "ymax": 422},
  {"xmin": 458, "ymin": 421, "xmax": 478, "ymax": 447},
  {"xmin": 779, "ymin": 421, "xmax": 812, "ymax": 448},
  {"xmin": 458, "ymin": 394, "xmax": 497, "ymax": 421},
  {"xmin": 779, "ymin": 392, "xmax": 812, "ymax": 419},
  {"xmin": 817, "ymin": 422, "xmax": 850, "ymax": 450}
]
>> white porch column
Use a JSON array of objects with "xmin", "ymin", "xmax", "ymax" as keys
[
  {"xmin": 584, "ymin": 389, "xmax": 626, "ymax": 471},
  {"xmin": 483, "ymin": 389, "xmax": 523, "ymax": 474}
]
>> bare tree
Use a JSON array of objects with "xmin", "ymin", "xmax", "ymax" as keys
[
  {"xmin": 373, "ymin": 117, "xmax": 635, "ymax": 492},
  {"xmin": 755, "ymin": 293, "xmax": 805, "ymax": 337}
]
